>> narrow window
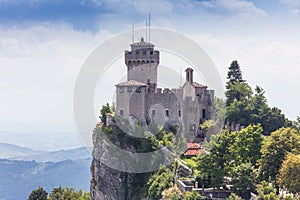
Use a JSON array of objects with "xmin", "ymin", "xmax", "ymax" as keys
[
  {"xmin": 202, "ymin": 109, "xmax": 206, "ymax": 119},
  {"xmin": 136, "ymin": 87, "xmax": 141, "ymax": 93},
  {"xmin": 178, "ymin": 110, "xmax": 181, "ymax": 117},
  {"xmin": 165, "ymin": 109, "xmax": 169, "ymax": 117},
  {"xmin": 152, "ymin": 110, "xmax": 156, "ymax": 116}
]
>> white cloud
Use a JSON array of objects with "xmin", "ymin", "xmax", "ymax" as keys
[
  {"xmin": 280, "ymin": 0, "xmax": 300, "ymax": 7},
  {"xmin": 200, "ymin": 0, "xmax": 267, "ymax": 16},
  {"xmin": 0, "ymin": 23, "xmax": 112, "ymax": 134},
  {"xmin": 280, "ymin": 0, "xmax": 300, "ymax": 15}
]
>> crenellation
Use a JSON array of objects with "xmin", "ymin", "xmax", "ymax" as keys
[{"xmin": 115, "ymin": 37, "xmax": 214, "ymax": 140}]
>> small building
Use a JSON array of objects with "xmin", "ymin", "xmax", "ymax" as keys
[{"xmin": 184, "ymin": 143, "xmax": 201, "ymax": 157}]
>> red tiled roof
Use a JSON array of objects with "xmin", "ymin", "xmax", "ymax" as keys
[
  {"xmin": 187, "ymin": 143, "xmax": 201, "ymax": 149},
  {"xmin": 184, "ymin": 149, "xmax": 201, "ymax": 156}
]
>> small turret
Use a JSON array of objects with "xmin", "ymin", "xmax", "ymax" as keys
[{"xmin": 185, "ymin": 67, "xmax": 193, "ymax": 84}]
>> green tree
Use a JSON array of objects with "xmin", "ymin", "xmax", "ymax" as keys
[
  {"xmin": 256, "ymin": 181, "xmax": 278, "ymax": 200},
  {"xmin": 28, "ymin": 186, "xmax": 48, "ymax": 200},
  {"xmin": 262, "ymin": 107, "xmax": 287, "ymax": 135},
  {"xmin": 48, "ymin": 186, "xmax": 90, "ymax": 200},
  {"xmin": 278, "ymin": 153, "xmax": 300, "ymax": 194},
  {"xmin": 169, "ymin": 192, "xmax": 181, "ymax": 200},
  {"xmin": 291, "ymin": 116, "xmax": 300, "ymax": 131},
  {"xmin": 225, "ymin": 62, "xmax": 288, "ymax": 135},
  {"xmin": 227, "ymin": 60, "xmax": 244, "ymax": 83},
  {"xmin": 227, "ymin": 193, "xmax": 243, "ymax": 200},
  {"xmin": 225, "ymin": 81, "xmax": 252, "ymax": 107},
  {"xmin": 259, "ymin": 128, "xmax": 300, "ymax": 184},
  {"xmin": 147, "ymin": 165, "xmax": 174, "ymax": 199},
  {"xmin": 48, "ymin": 186, "xmax": 64, "ymax": 200},
  {"xmin": 231, "ymin": 163, "xmax": 256, "ymax": 194},
  {"xmin": 198, "ymin": 125, "xmax": 263, "ymax": 189},
  {"xmin": 100, "ymin": 103, "xmax": 112, "ymax": 124},
  {"xmin": 183, "ymin": 191, "xmax": 205, "ymax": 200},
  {"xmin": 197, "ymin": 129, "xmax": 234, "ymax": 188},
  {"xmin": 229, "ymin": 125, "xmax": 263, "ymax": 166}
]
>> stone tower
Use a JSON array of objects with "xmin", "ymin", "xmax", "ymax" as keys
[{"xmin": 125, "ymin": 37, "xmax": 159, "ymax": 93}]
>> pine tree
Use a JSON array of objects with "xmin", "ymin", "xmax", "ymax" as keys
[
  {"xmin": 227, "ymin": 60, "xmax": 244, "ymax": 83},
  {"xmin": 28, "ymin": 186, "xmax": 48, "ymax": 200}
]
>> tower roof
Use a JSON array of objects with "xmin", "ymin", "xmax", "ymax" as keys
[
  {"xmin": 115, "ymin": 80, "xmax": 148, "ymax": 87},
  {"xmin": 130, "ymin": 37, "xmax": 154, "ymax": 50}
]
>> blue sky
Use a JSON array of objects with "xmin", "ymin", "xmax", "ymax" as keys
[{"xmin": 0, "ymin": 0, "xmax": 300, "ymax": 150}]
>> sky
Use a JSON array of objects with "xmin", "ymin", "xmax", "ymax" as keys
[{"xmin": 0, "ymin": 0, "xmax": 300, "ymax": 150}]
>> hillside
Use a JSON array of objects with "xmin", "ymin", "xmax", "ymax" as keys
[
  {"xmin": 0, "ymin": 158, "xmax": 91, "ymax": 200},
  {"xmin": 0, "ymin": 142, "xmax": 43, "ymax": 159},
  {"xmin": 0, "ymin": 143, "xmax": 92, "ymax": 200},
  {"xmin": 12, "ymin": 147, "xmax": 91, "ymax": 162}
]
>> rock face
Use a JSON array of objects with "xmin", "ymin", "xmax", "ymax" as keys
[
  {"xmin": 90, "ymin": 159, "xmax": 127, "ymax": 200},
  {"xmin": 90, "ymin": 123, "xmax": 151, "ymax": 200}
]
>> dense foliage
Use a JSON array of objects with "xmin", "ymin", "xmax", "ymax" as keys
[
  {"xmin": 225, "ymin": 61, "xmax": 289, "ymax": 135},
  {"xmin": 196, "ymin": 125, "xmax": 263, "ymax": 189},
  {"xmin": 29, "ymin": 186, "xmax": 89, "ymax": 200},
  {"xmin": 278, "ymin": 153, "xmax": 300, "ymax": 194},
  {"xmin": 28, "ymin": 186, "xmax": 48, "ymax": 200},
  {"xmin": 258, "ymin": 128, "xmax": 300, "ymax": 184}
]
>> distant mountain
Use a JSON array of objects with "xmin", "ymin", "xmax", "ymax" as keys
[
  {"xmin": 0, "ymin": 158, "xmax": 91, "ymax": 200},
  {"xmin": 0, "ymin": 142, "xmax": 43, "ymax": 159},
  {"xmin": 12, "ymin": 147, "xmax": 91, "ymax": 162},
  {"xmin": 0, "ymin": 143, "xmax": 93, "ymax": 200},
  {"xmin": 0, "ymin": 142, "xmax": 91, "ymax": 162}
]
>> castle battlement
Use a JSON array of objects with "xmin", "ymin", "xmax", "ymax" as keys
[{"xmin": 115, "ymin": 38, "xmax": 214, "ymax": 140}]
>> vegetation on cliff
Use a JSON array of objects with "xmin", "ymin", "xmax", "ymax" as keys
[{"xmin": 28, "ymin": 186, "xmax": 90, "ymax": 200}]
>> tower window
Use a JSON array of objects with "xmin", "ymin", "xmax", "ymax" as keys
[
  {"xmin": 152, "ymin": 110, "xmax": 156, "ymax": 116},
  {"xmin": 202, "ymin": 109, "xmax": 206, "ymax": 119},
  {"xmin": 165, "ymin": 109, "xmax": 169, "ymax": 117},
  {"xmin": 120, "ymin": 110, "xmax": 124, "ymax": 116},
  {"xmin": 143, "ymin": 50, "xmax": 146, "ymax": 55},
  {"xmin": 136, "ymin": 87, "xmax": 141, "ymax": 93},
  {"xmin": 150, "ymin": 51, "xmax": 153, "ymax": 55}
]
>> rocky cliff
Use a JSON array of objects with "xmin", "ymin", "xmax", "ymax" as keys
[{"xmin": 90, "ymin": 122, "xmax": 152, "ymax": 200}]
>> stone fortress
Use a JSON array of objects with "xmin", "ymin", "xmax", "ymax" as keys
[{"xmin": 115, "ymin": 37, "xmax": 214, "ymax": 141}]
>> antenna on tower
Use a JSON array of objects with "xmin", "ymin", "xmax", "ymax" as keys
[
  {"xmin": 146, "ymin": 19, "xmax": 148, "ymax": 42},
  {"xmin": 132, "ymin": 24, "xmax": 134, "ymax": 43},
  {"xmin": 148, "ymin": 13, "xmax": 151, "ymax": 42}
]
